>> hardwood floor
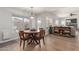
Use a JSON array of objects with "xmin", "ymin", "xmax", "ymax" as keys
[{"xmin": 0, "ymin": 33, "xmax": 79, "ymax": 51}]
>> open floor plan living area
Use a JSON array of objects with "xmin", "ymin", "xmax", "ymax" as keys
[{"xmin": 0, "ymin": 7, "xmax": 79, "ymax": 51}]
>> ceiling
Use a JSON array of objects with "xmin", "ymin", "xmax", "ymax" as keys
[
  {"xmin": 3, "ymin": 7, "xmax": 79, "ymax": 17},
  {"xmin": 16, "ymin": 7, "xmax": 63, "ymax": 13},
  {"xmin": 17, "ymin": 7, "xmax": 79, "ymax": 13}
]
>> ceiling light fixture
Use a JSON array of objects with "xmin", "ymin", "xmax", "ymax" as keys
[{"xmin": 30, "ymin": 7, "xmax": 34, "ymax": 19}]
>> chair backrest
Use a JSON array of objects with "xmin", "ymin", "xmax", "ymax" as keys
[
  {"xmin": 35, "ymin": 29, "xmax": 45, "ymax": 40},
  {"xmin": 63, "ymin": 27, "xmax": 71, "ymax": 33},
  {"xmin": 54, "ymin": 27, "xmax": 60, "ymax": 30},
  {"xmin": 19, "ymin": 31, "xmax": 25, "ymax": 40},
  {"xmin": 65, "ymin": 27, "xmax": 71, "ymax": 31},
  {"xmin": 30, "ymin": 29, "xmax": 36, "ymax": 31},
  {"xmin": 25, "ymin": 28, "xmax": 30, "ymax": 30},
  {"xmin": 54, "ymin": 27, "xmax": 60, "ymax": 33},
  {"xmin": 40, "ymin": 29, "xmax": 45, "ymax": 38}
]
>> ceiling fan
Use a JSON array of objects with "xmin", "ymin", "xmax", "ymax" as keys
[{"xmin": 70, "ymin": 13, "xmax": 77, "ymax": 16}]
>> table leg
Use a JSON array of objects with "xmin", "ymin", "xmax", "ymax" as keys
[{"xmin": 27, "ymin": 33, "xmax": 39, "ymax": 45}]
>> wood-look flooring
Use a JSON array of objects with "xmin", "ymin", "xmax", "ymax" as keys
[{"xmin": 0, "ymin": 34, "xmax": 79, "ymax": 51}]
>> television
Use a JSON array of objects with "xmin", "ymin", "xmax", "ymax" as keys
[
  {"xmin": 71, "ymin": 18, "xmax": 77, "ymax": 23},
  {"xmin": 66, "ymin": 18, "xmax": 77, "ymax": 23},
  {"xmin": 66, "ymin": 18, "xmax": 77, "ymax": 26}
]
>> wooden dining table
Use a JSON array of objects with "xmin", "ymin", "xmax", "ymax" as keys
[{"xmin": 24, "ymin": 30, "xmax": 40, "ymax": 44}]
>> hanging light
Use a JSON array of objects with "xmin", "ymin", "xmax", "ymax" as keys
[
  {"xmin": 24, "ymin": 18, "xmax": 30, "ymax": 23},
  {"xmin": 30, "ymin": 16, "xmax": 34, "ymax": 19},
  {"xmin": 37, "ymin": 20, "xmax": 41, "ymax": 24},
  {"xmin": 30, "ymin": 7, "xmax": 35, "ymax": 19}
]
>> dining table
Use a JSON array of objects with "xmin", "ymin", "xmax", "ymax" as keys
[{"xmin": 24, "ymin": 30, "xmax": 40, "ymax": 44}]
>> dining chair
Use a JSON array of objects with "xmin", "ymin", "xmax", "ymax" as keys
[
  {"xmin": 30, "ymin": 29, "xmax": 36, "ymax": 31},
  {"xmin": 19, "ymin": 31, "xmax": 30, "ymax": 50},
  {"xmin": 35, "ymin": 29, "xmax": 45, "ymax": 47},
  {"xmin": 40, "ymin": 29, "xmax": 45, "ymax": 44},
  {"xmin": 24, "ymin": 28, "xmax": 30, "ymax": 30},
  {"xmin": 63, "ymin": 27, "xmax": 71, "ymax": 36},
  {"xmin": 54, "ymin": 27, "xmax": 60, "ymax": 34}
]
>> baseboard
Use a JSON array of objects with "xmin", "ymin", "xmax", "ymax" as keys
[{"xmin": 0, "ymin": 37, "xmax": 19, "ymax": 44}]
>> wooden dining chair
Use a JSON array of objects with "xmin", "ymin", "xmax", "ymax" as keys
[
  {"xmin": 19, "ymin": 31, "xmax": 30, "ymax": 50},
  {"xmin": 54, "ymin": 27, "xmax": 60, "ymax": 34},
  {"xmin": 40, "ymin": 29, "xmax": 45, "ymax": 44},
  {"xmin": 24, "ymin": 28, "xmax": 30, "ymax": 30},
  {"xmin": 63, "ymin": 27, "xmax": 71, "ymax": 36},
  {"xmin": 30, "ymin": 29, "xmax": 36, "ymax": 31},
  {"xmin": 35, "ymin": 29, "xmax": 45, "ymax": 47}
]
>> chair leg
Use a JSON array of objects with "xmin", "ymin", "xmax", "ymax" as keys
[
  {"xmin": 43, "ymin": 37, "xmax": 45, "ymax": 45},
  {"xmin": 27, "ymin": 39, "xmax": 29, "ymax": 43},
  {"xmin": 20, "ymin": 40, "xmax": 22, "ymax": 46},
  {"xmin": 23, "ymin": 40, "xmax": 25, "ymax": 50},
  {"xmin": 39, "ymin": 40, "xmax": 41, "ymax": 48}
]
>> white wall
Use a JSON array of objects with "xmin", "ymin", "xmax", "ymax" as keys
[
  {"xmin": 58, "ymin": 17, "xmax": 66, "ymax": 26},
  {"xmin": 0, "ymin": 8, "xmax": 18, "ymax": 41},
  {"xmin": 35, "ymin": 12, "xmax": 58, "ymax": 35},
  {"xmin": 36, "ymin": 12, "xmax": 57, "ymax": 27}
]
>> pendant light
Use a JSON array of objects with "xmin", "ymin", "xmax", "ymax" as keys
[{"xmin": 30, "ymin": 7, "xmax": 34, "ymax": 19}]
